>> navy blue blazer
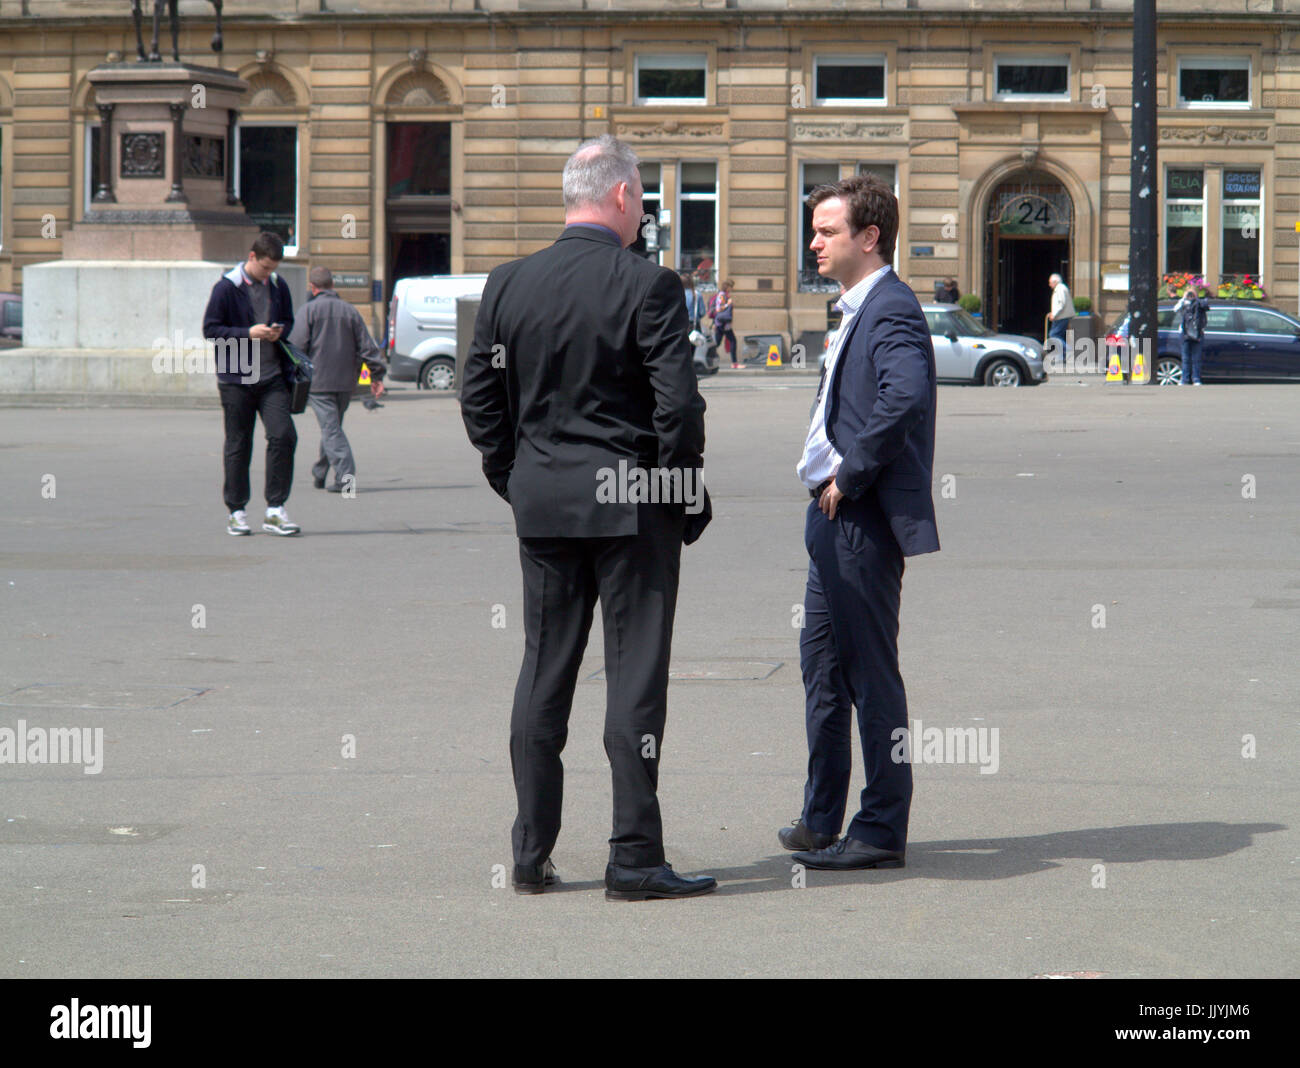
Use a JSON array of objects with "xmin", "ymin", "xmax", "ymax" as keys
[{"xmin": 825, "ymin": 269, "xmax": 939, "ymax": 557}]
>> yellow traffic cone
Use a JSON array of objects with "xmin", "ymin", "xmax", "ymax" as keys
[
  {"xmin": 1130, "ymin": 344, "xmax": 1148, "ymax": 384},
  {"xmin": 1106, "ymin": 344, "xmax": 1124, "ymax": 382},
  {"xmin": 766, "ymin": 343, "xmax": 782, "ymax": 367}
]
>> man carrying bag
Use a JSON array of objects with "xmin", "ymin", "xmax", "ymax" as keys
[{"xmin": 202, "ymin": 231, "xmax": 302, "ymax": 537}]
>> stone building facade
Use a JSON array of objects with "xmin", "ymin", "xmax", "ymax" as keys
[{"xmin": 2, "ymin": 0, "xmax": 1299, "ymax": 344}]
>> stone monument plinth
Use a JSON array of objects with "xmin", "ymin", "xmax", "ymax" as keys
[
  {"xmin": 65, "ymin": 63, "xmax": 257, "ymax": 262},
  {"xmin": 4, "ymin": 62, "xmax": 305, "ymax": 404}
]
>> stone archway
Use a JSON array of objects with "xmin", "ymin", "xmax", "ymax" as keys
[{"xmin": 982, "ymin": 171, "xmax": 1074, "ymax": 338}]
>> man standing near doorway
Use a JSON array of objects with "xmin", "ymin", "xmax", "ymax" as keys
[
  {"xmin": 203, "ymin": 231, "xmax": 300, "ymax": 537},
  {"xmin": 287, "ymin": 266, "xmax": 387, "ymax": 494},
  {"xmin": 1047, "ymin": 272, "xmax": 1074, "ymax": 346}
]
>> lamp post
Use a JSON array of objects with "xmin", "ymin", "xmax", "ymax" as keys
[{"xmin": 1128, "ymin": 0, "xmax": 1158, "ymax": 383}]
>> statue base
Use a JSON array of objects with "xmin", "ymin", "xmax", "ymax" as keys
[{"xmin": 62, "ymin": 62, "xmax": 258, "ymax": 262}]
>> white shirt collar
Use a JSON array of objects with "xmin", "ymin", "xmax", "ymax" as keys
[{"xmin": 836, "ymin": 263, "xmax": 892, "ymax": 319}]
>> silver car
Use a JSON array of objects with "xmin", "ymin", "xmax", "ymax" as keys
[
  {"xmin": 923, "ymin": 304, "xmax": 1046, "ymax": 386},
  {"xmin": 820, "ymin": 303, "xmax": 1047, "ymax": 387}
]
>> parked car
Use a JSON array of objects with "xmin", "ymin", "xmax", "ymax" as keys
[
  {"xmin": 387, "ymin": 273, "xmax": 716, "ymax": 388},
  {"xmin": 820, "ymin": 302, "xmax": 1047, "ymax": 386},
  {"xmin": 1105, "ymin": 300, "xmax": 1300, "ymax": 384},
  {"xmin": 0, "ymin": 292, "xmax": 21, "ymax": 348},
  {"xmin": 386, "ymin": 274, "xmax": 489, "ymax": 390}
]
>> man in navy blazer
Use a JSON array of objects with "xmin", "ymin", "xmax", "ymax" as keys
[{"xmin": 779, "ymin": 173, "xmax": 939, "ymax": 870}]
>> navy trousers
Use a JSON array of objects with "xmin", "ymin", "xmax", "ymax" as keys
[{"xmin": 799, "ymin": 494, "xmax": 911, "ymax": 852}]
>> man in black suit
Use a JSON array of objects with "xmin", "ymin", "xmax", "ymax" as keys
[
  {"xmin": 460, "ymin": 134, "xmax": 716, "ymax": 901},
  {"xmin": 779, "ymin": 173, "xmax": 940, "ymax": 871}
]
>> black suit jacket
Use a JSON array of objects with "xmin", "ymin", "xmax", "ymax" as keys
[
  {"xmin": 461, "ymin": 226, "xmax": 710, "ymax": 542},
  {"xmin": 825, "ymin": 269, "xmax": 939, "ymax": 557}
]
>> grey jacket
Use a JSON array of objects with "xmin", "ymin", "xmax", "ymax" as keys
[{"xmin": 287, "ymin": 289, "xmax": 385, "ymax": 393}]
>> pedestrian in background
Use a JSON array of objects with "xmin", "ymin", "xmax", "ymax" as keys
[
  {"xmin": 202, "ymin": 231, "xmax": 300, "ymax": 537},
  {"xmin": 1047, "ymin": 272, "xmax": 1073, "ymax": 346},
  {"xmin": 1174, "ymin": 285, "xmax": 1209, "ymax": 386},
  {"xmin": 940, "ymin": 277, "xmax": 960, "ymax": 304},
  {"xmin": 680, "ymin": 270, "xmax": 706, "ymax": 332},
  {"xmin": 711, "ymin": 279, "xmax": 738, "ymax": 368},
  {"xmin": 287, "ymin": 266, "xmax": 387, "ymax": 493}
]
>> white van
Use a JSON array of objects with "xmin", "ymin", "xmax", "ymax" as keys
[{"xmin": 386, "ymin": 274, "xmax": 489, "ymax": 390}]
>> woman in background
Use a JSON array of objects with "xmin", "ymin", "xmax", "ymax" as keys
[{"xmin": 711, "ymin": 280, "xmax": 738, "ymax": 368}]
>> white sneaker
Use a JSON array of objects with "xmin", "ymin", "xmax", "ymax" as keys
[
  {"xmin": 263, "ymin": 507, "xmax": 301, "ymax": 536},
  {"xmin": 227, "ymin": 510, "xmax": 251, "ymax": 536}
]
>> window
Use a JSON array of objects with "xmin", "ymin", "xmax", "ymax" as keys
[
  {"xmin": 237, "ymin": 125, "xmax": 298, "ymax": 255},
  {"xmin": 635, "ymin": 54, "xmax": 707, "ymax": 105},
  {"xmin": 924, "ymin": 311, "xmax": 955, "ymax": 336},
  {"xmin": 629, "ymin": 162, "xmax": 662, "ymax": 262},
  {"xmin": 82, "ymin": 124, "xmax": 105, "ymax": 215},
  {"xmin": 1205, "ymin": 308, "xmax": 1234, "ymax": 332},
  {"xmin": 995, "ymin": 56, "xmax": 1069, "ymax": 100},
  {"xmin": 799, "ymin": 162, "xmax": 839, "ymax": 291},
  {"xmin": 1237, "ymin": 308, "xmax": 1293, "ymax": 336},
  {"xmin": 813, "ymin": 55, "xmax": 886, "ymax": 105},
  {"xmin": 677, "ymin": 161, "xmax": 717, "ymax": 283},
  {"xmin": 3, "ymin": 299, "xmax": 19, "ymax": 329},
  {"xmin": 1164, "ymin": 168, "xmax": 1204, "ymax": 275},
  {"xmin": 1221, "ymin": 169, "xmax": 1261, "ymax": 277},
  {"xmin": 1178, "ymin": 57, "xmax": 1250, "ymax": 108},
  {"xmin": 386, "ymin": 123, "xmax": 450, "ymax": 198},
  {"xmin": 858, "ymin": 162, "xmax": 899, "ymax": 270}
]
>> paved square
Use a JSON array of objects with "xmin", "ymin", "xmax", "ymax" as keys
[{"xmin": 0, "ymin": 376, "xmax": 1294, "ymax": 977}]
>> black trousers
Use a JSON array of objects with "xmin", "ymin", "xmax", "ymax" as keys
[
  {"xmin": 218, "ymin": 378, "xmax": 296, "ymax": 512},
  {"xmin": 511, "ymin": 505, "xmax": 684, "ymax": 869},
  {"xmin": 799, "ymin": 494, "xmax": 911, "ymax": 853}
]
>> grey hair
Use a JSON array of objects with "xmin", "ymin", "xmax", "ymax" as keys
[
  {"xmin": 562, "ymin": 134, "xmax": 640, "ymax": 211},
  {"xmin": 1049, "ymin": 273, "xmax": 1062, "ymax": 285}
]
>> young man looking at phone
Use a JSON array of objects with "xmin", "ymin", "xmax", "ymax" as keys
[{"xmin": 202, "ymin": 231, "xmax": 301, "ymax": 536}]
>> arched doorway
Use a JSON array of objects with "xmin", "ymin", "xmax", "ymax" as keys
[{"xmin": 983, "ymin": 172, "xmax": 1073, "ymax": 338}]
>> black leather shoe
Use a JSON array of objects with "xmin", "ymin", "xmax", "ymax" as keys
[
  {"xmin": 792, "ymin": 837, "xmax": 904, "ymax": 870},
  {"xmin": 604, "ymin": 862, "xmax": 717, "ymax": 901},
  {"xmin": 312, "ymin": 476, "xmax": 326, "ymax": 489},
  {"xmin": 778, "ymin": 818, "xmax": 839, "ymax": 852},
  {"xmin": 512, "ymin": 858, "xmax": 560, "ymax": 895}
]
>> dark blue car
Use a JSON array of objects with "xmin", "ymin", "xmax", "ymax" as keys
[{"xmin": 1106, "ymin": 300, "xmax": 1300, "ymax": 384}]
